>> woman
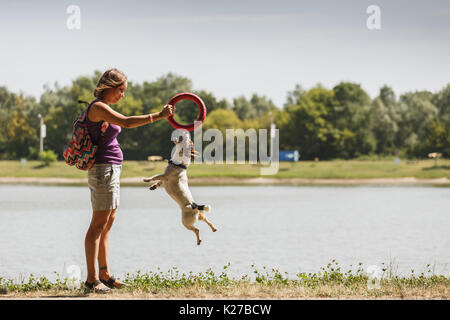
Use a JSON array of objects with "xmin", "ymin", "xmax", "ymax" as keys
[{"xmin": 84, "ymin": 68, "xmax": 174, "ymax": 292}]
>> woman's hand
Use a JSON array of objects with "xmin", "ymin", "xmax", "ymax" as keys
[{"xmin": 159, "ymin": 104, "xmax": 175, "ymax": 119}]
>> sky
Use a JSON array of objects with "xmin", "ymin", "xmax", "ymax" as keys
[{"xmin": 0, "ymin": 0, "xmax": 449, "ymax": 107}]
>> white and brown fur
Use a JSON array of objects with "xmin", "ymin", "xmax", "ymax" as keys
[{"xmin": 143, "ymin": 132, "xmax": 216, "ymax": 245}]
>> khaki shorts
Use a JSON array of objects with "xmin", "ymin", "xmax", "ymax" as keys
[{"xmin": 88, "ymin": 164, "xmax": 122, "ymax": 211}]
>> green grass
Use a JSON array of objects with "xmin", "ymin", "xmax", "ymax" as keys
[
  {"xmin": 0, "ymin": 159, "xmax": 449, "ymax": 180},
  {"xmin": 1, "ymin": 261, "xmax": 448, "ymax": 298}
]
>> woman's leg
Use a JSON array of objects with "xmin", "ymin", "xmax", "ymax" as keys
[
  {"xmin": 85, "ymin": 209, "xmax": 113, "ymax": 285},
  {"xmin": 98, "ymin": 209, "xmax": 126, "ymax": 287},
  {"xmin": 98, "ymin": 209, "xmax": 116, "ymax": 280}
]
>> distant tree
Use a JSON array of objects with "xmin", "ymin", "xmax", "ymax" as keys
[
  {"xmin": 6, "ymin": 106, "xmax": 36, "ymax": 159},
  {"xmin": 0, "ymin": 86, "xmax": 17, "ymax": 110},
  {"xmin": 370, "ymin": 97, "xmax": 398, "ymax": 154},
  {"xmin": 277, "ymin": 86, "xmax": 336, "ymax": 159},
  {"xmin": 232, "ymin": 94, "xmax": 277, "ymax": 120},
  {"xmin": 232, "ymin": 96, "xmax": 255, "ymax": 120},
  {"xmin": 369, "ymin": 86, "xmax": 400, "ymax": 154},
  {"xmin": 426, "ymin": 84, "xmax": 450, "ymax": 156},
  {"xmin": 425, "ymin": 119, "xmax": 450, "ymax": 156},
  {"xmin": 433, "ymin": 84, "xmax": 450, "ymax": 123},
  {"xmin": 330, "ymin": 82, "xmax": 374, "ymax": 158},
  {"xmin": 284, "ymin": 84, "xmax": 305, "ymax": 108},
  {"xmin": 379, "ymin": 85, "xmax": 396, "ymax": 108},
  {"xmin": 0, "ymin": 87, "xmax": 17, "ymax": 158},
  {"xmin": 137, "ymin": 73, "xmax": 193, "ymax": 112},
  {"xmin": 203, "ymin": 109, "xmax": 243, "ymax": 134},
  {"xmin": 396, "ymin": 91, "xmax": 439, "ymax": 156},
  {"xmin": 331, "ymin": 82, "xmax": 370, "ymax": 126},
  {"xmin": 249, "ymin": 94, "xmax": 278, "ymax": 117},
  {"xmin": 0, "ymin": 90, "xmax": 39, "ymax": 159}
]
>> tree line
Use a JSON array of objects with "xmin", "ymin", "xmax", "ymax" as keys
[{"xmin": 0, "ymin": 71, "xmax": 448, "ymax": 161}]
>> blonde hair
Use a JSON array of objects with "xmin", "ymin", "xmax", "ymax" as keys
[{"xmin": 94, "ymin": 68, "xmax": 127, "ymax": 99}]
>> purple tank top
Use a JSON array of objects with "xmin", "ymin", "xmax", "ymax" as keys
[{"xmin": 86, "ymin": 100, "xmax": 123, "ymax": 165}]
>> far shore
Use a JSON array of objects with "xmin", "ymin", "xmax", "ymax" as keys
[
  {"xmin": 1, "ymin": 176, "xmax": 449, "ymax": 186},
  {"xmin": 1, "ymin": 159, "xmax": 449, "ymax": 186}
]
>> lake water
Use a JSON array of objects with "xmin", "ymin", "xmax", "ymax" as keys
[{"xmin": 0, "ymin": 184, "xmax": 449, "ymax": 281}]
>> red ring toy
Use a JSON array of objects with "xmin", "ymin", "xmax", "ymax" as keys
[{"xmin": 167, "ymin": 92, "xmax": 206, "ymax": 131}]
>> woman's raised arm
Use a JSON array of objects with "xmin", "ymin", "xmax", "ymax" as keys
[{"xmin": 89, "ymin": 101, "xmax": 174, "ymax": 128}]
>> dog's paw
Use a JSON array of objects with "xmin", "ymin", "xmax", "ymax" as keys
[
  {"xmin": 143, "ymin": 178, "xmax": 151, "ymax": 182},
  {"xmin": 149, "ymin": 184, "xmax": 158, "ymax": 190},
  {"xmin": 212, "ymin": 228, "xmax": 217, "ymax": 232},
  {"xmin": 204, "ymin": 205, "xmax": 211, "ymax": 212},
  {"xmin": 197, "ymin": 239, "xmax": 202, "ymax": 246}
]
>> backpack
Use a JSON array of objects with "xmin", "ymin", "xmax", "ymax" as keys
[{"xmin": 63, "ymin": 100, "xmax": 108, "ymax": 170}]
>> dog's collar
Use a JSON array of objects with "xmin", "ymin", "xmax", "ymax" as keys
[{"xmin": 169, "ymin": 159, "xmax": 187, "ymax": 170}]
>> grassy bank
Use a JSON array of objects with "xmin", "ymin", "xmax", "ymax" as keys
[
  {"xmin": 1, "ymin": 261, "xmax": 449, "ymax": 299},
  {"xmin": 0, "ymin": 159, "xmax": 449, "ymax": 181}
]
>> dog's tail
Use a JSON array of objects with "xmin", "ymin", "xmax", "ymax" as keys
[{"xmin": 188, "ymin": 202, "xmax": 211, "ymax": 212}]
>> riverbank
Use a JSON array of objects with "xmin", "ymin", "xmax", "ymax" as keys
[
  {"xmin": 1, "ymin": 159, "xmax": 449, "ymax": 186},
  {"xmin": 2, "ymin": 283, "xmax": 449, "ymax": 299},
  {"xmin": 1, "ymin": 176, "xmax": 449, "ymax": 186},
  {"xmin": 1, "ymin": 262, "xmax": 449, "ymax": 299}
]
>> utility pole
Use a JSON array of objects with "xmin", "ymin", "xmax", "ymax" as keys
[{"xmin": 38, "ymin": 114, "xmax": 46, "ymax": 153}]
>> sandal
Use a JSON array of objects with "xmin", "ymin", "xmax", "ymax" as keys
[
  {"xmin": 84, "ymin": 280, "xmax": 111, "ymax": 293},
  {"xmin": 100, "ymin": 276, "xmax": 128, "ymax": 289}
]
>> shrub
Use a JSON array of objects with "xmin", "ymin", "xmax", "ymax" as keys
[{"xmin": 39, "ymin": 150, "xmax": 57, "ymax": 166}]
